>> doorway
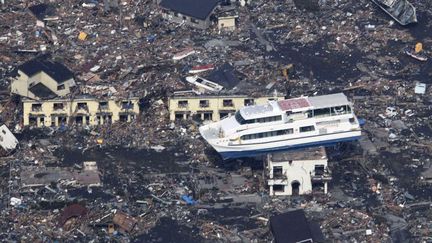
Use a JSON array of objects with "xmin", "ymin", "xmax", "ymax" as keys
[{"xmin": 291, "ymin": 181, "xmax": 300, "ymax": 196}]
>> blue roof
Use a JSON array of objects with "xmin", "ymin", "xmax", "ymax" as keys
[{"xmin": 160, "ymin": 0, "xmax": 219, "ymax": 20}]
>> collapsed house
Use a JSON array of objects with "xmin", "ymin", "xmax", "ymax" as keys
[{"xmin": 11, "ymin": 57, "xmax": 76, "ymax": 100}]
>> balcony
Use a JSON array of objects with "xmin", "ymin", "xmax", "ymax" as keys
[
  {"xmin": 99, "ymin": 102, "xmax": 109, "ymax": 111},
  {"xmin": 266, "ymin": 170, "xmax": 287, "ymax": 181},
  {"xmin": 311, "ymin": 169, "xmax": 332, "ymax": 182},
  {"xmin": 177, "ymin": 101, "xmax": 189, "ymax": 109},
  {"xmin": 31, "ymin": 104, "xmax": 43, "ymax": 113},
  {"xmin": 75, "ymin": 103, "xmax": 89, "ymax": 113}
]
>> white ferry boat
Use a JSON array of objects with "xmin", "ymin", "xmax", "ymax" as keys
[{"xmin": 199, "ymin": 93, "xmax": 361, "ymax": 159}]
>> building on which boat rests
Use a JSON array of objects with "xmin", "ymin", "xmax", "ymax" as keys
[
  {"xmin": 266, "ymin": 146, "xmax": 331, "ymax": 196},
  {"xmin": 168, "ymin": 93, "xmax": 285, "ymax": 122},
  {"xmin": 22, "ymin": 96, "xmax": 140, "ymax": 127}
]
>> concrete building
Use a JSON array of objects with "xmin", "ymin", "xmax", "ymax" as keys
[
  {"xmin": 22, "ymin": 96, "xmax": 139, "ymax": 127},
  {"xmin": 159, "ymin": 0, "xmax": 219, "ymax": 29},
  {"xmin": 267, "ymin": 147, "xmax": 331, "ymax": 196},
  {"xmin": 168, "ymin": 94, "xmax": 285, "ymax": 121},
  {"xmin": 11, "ymin": 58, "xmax": 76, "ymax": 100}
]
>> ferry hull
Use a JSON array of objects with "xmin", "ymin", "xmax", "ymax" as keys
[{"xmin": 208, "ymin": 131, "xmax": 361, "ymax": 160}]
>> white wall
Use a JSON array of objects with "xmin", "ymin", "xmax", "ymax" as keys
[{"xmin": 0, "ymin": 125, "xmax": 18, "ymax": 151}]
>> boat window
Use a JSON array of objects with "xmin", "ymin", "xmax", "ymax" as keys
[
  {"xmin": 235, "ymin": 111, "xmax": 246, "ymax": 124},
  {"xmin": 313, "ymin": 108, "xmax": 331, "ymax": 117},
  {"xmin": 196, "ymin": 78, "xmax": 204, "ymax": 83},
  {"xmin": 256, "ymin": 115, "xmax": 282, "ymax": 123},
  {"xmin": 300, "ymin": 126, "xmax": 315, "ymax": 132},
  {"xmin": 347, "ymin": 105, "xmax": 352, "ymax": 113},
  {"xmin": 241, "ymin": 128, "xmax": 293, "ymax": 140}
]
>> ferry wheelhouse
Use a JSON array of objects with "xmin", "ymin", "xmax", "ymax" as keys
[{"xmin": 199, "ymin": 93, "xmax": 361, "ymax": 159}]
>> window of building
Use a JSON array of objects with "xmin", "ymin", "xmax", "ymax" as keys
[
  {"xmin": 53, "ymin": 103, "xmax": 64, "ymax": 110},
  {"xmin": 178, "ymin": 100, "xmax": 188, "ymax": 108},
  {"xmin": 244, "ymin": 99, "xmax": 254, "ymax": 106},
  {"xmin": 122, "ymin": 101, "xmax": 134, "ymax": 110},
  {"xmin": 57, "ymin": 84, "xmax": 65, "ymax": 90},
  {"xmin": 99, "ymin": 101, "xmax": 109, "ymax": 110},
  {"xmin": 199, "ymin": 100, "xmax": 209, "ymax": 108},
  {"xmin": 300, "ymin": 126, "xmax": 315, "ymax": 132},
  {"xmin": 77, "ymin": 102, "xmax": 88, "ymax": 111},
  {"xmin": 175, "ymin": 112, "xmax": 184, "ymax": 120},
  {"xmin": 315, "ymin": 165, "xmax": 325, "ymax": 175},
  {"xmin": 223, "ymin": 99, "xmax": 234, "ymax": 107},
  {"xmin": 75, "ymin": 116, "xmax": 83, "ymax": 125},
  {"xmin": 220, "ymin": 111, "xmax": 235, "ymax": 119},
  {"xmin": 31, "ymin": 104, "xmax": 42, "ymax": 112},
  {"xmin": 273, "ymin": 166, "xmax": 283, "ymax": 177},
  {"xmin": 29, "ymin": 117, "xmax": 37, "ymax": 126},
  {"xmin": 203, "ymin": 112, "xmax": 213, "ymax": 120},
  {"xmin": 119, "ymin": 114, "xmax": 128, "ymax": 122},
  {"xmin": 273, "ymin": 185, "xmax": 284, "ymax": 192}
]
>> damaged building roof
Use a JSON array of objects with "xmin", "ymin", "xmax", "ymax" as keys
[
  {"xmin": 28, "ymin": 3, "xmax": 57, "ymax": 20},
  {"xmin": 205, "ymin": 63, "xmax": 241, "ymax": 89},
  {"xmin": 160, "ymin": 0, "xmax": 219, "ymax": 20},
  {"xmin": 29, "ymin": 83, "xmax": 57, "ymax": 99},
  {"xmin": 270, "ymin": 209, "xmax": 325, "ymax": 243},
  {"xmin": 18, "ymin": 58, "xmax": 74, "ymax": 83}
]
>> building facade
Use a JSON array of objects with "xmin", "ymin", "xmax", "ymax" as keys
[
  {"xmin": 22, "ymin": 96, "xmax": 139, "ymax": 127},
  {"xmin": 267, "ymin": 147, "xmax": 331, "ymax": 196},
  {"xmin": 168, "ymin": 94, "xmax": 285, "ymax": 122}
]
